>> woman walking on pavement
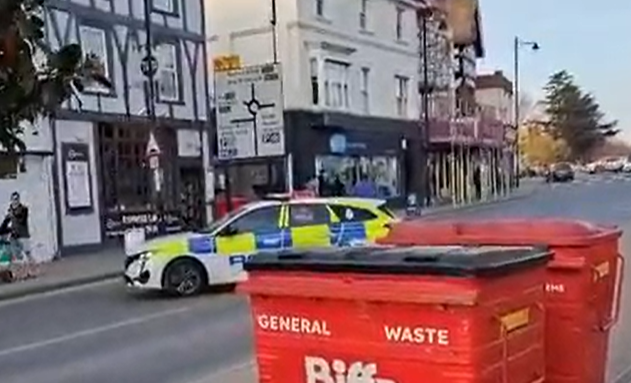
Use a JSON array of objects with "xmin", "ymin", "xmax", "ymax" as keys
[{"xmin": 1, "ymin": 192, "xmax": 38, "ymax": 278}]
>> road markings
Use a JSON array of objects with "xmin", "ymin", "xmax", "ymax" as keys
[
  {"xmin": 0, "ymin": 279, "xmax": 118, "ymax": 308},
  {"xmin": 0, "ymin": 305, "xmax": 194, "ymax": 358}
]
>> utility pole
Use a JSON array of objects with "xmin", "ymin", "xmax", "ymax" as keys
[
  {"xmin": 271, "ymin": 0, "xmax": 278, "ymax": 64},
  {"xmin": 513, "ymin": 36, "xmax": 539, "ymax": 189},
  {"xmin": 141, "ymin": 0, "xmax": 164, "ymax": 236},
  {"xmin": 269, "ymin": 0, "xmax": 291, "ymax": 193},
  {"xmin": 420, "ymin": 7, "xmax": 432, "ymax": 207},
  {"xmin": 513, "ymin": 37, "xmax": 520, "ymax": 189}
]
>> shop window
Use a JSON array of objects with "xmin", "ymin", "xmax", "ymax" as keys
[
  {"xmin": 288, "ymin": 204, "xmax": 329, "ymax": 227},
  {"xmin": 0, "ymin": 155, "xmax": 20, "ymax": 179},
  {"xmin": 98, "ymin": 123, "xmax": 179, "ymax": 213},
  {"xmin": 329, "ymin": 205, "xmax": 377, "ymax": 222},
  {"xmin": 316, "ymin": 155, "xmax": 400, "ymax": 198}
]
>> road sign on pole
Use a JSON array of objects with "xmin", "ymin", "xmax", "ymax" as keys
[
  {"xmin": 214, "ymin": 63, "xmax": 285, "ymax": 160},
  {"xmin": 213, "ymin": 55, "xmax": 241, "ymax": 73}
]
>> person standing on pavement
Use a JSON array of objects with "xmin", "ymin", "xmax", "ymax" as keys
[
  {"xmin": 2, "ymin": 192, "xmax": 37, "ymax": 276},
  {"xmin": 351, "ymin": 173, "xmax": 378, "ymax": 198}
]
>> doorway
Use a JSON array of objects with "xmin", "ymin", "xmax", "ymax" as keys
[{"xmin": 179, "ymin": 167, "xmax": 204, "ymax": 230}]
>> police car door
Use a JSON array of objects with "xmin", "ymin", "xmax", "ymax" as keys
[
  {"xmin": 328, "ymin": 205, "xmax": 376, "ymax": 246},
  {"xmin": 215, "ymin": 205, "xmax": 285, "ymax": 277},
  {"xmin": 287, "ymin": 203, "xmax": 332, "ymax": 249}
]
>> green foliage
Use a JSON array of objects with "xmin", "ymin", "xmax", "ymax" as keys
[
  {"xmin": 543, "ymin": 70, "xmax": 617, "ymax": 161},
  {"xmin": 0, "ymin": 0, "xmax": 111, "ymax": 152}
]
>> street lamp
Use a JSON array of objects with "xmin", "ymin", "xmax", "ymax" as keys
[
  {"xmin": 513, "ymin": 36, "xmax": 539, "ymax": 188},
  {"xmin": 419, "ymin": 6, "xmax": 433, "ymax": 207},
  {"xmin": 141, "ymin": 0, "xmax": 165, "ymax": 236}
]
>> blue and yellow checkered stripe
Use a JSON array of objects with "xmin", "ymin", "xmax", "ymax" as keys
[
  {"xmin": 187, "ymin": 223, "xmax": 368, "ymax": 255},
  {"xmin": 187, "ymin": 229, "xmax": 294, "ymax": 255}
]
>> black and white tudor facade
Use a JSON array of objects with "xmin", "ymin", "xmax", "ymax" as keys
[{"xmin": 20, "ymin": 0, "xmax": 212, "ymax": 257}]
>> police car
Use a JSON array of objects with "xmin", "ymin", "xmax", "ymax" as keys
[{"xmin": 124, "ymin": 197, "xmax": 398, "ymax": 296}]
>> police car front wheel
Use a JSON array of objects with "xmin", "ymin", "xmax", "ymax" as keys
[{"xmin": 163, "ymin": 258, "xmax": 207, "ymax": 296}]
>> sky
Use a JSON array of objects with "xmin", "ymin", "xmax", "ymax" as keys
[{"xmin": 476, "ymin": 0, "xmax": 631, "ymax": 142}]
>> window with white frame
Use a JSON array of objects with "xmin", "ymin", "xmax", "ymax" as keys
[
  {"xmin": 316, "ymin": 0, "xmax": 324, "ymax": 16},
  {"xmin": 324, "ymin": 60, "xmax": 349, "ymax": 109},
  {"xmin": 395, "ymin": 7, "xmax": 404, "ymax": 40},
  {"xmin": 156, "ymin": 43, "xmax": 179, "ymax": 101},
  {"xmin": 152, "ymin": 0, "xmax": 174, "ymax": 13},
  {"xmin": 361, "ymin": 67, "xmax": 370, "ymax": 113},
  {"xmin": 309, "ymin": 58, "xmax": 319, "ymax": 105},
  {"xmin": 395, "ymin": 75, "xmax": 409, "ymax": 117},
  {"xmin": 360, "ymin": 0, "xmax": 367, "ymax": 30},
  {"xmin": 79, "ymin": 25, "xmax": 110, "ymax": 93}
]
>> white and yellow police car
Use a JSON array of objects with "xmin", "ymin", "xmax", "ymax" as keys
[{"xmin": 124, "ymin": 197, "xmax": 398, "ymax": 296}]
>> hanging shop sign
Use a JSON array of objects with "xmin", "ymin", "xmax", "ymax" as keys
[{"xmin": 104, "ymin": 211, "xmax": 182, "ymax": 238}]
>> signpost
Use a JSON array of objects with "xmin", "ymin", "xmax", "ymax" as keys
[{"xmin": 214, "ymin": 63, "xmax": 285, "ymax": 160}]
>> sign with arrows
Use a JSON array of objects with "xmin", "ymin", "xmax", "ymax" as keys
[{"xmin": 214, "ymin": 63, "xmax": 285, "ymax": 160}]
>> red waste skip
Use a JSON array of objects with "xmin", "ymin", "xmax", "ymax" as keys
[
  {"xmin": 380, "ymin": 219, "xmax": 624, "ymax": 383},
  {"xmin": 239, "ymin": 245, "xmax": 550, "ymax": 383}
]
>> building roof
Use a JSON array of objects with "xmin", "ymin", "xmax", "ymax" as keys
[{"xmin": 476, "ymin": 70, "xmax": 513, "ymax": 94}]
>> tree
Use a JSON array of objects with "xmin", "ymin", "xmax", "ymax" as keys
[
  {"xmin": 0, "ymin": 0, "xmax": 110, "ymax": 151},
  {"xmin": 543, "ymin": 70, "xmax": 617, "ymax": 161},
  {"xmin": 519, "ymin": 122, "xmax": 569, "ymax": 165}
]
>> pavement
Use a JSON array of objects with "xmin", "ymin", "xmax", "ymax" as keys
[
  {"xmin": 6, "ymin": 172, "xmax": 631, "ymax": 383},
  {"xmin": 0, "ymin": 248, "xmax": 125, "ymax": 302}
]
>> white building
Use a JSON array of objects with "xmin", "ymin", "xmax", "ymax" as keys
[
  {"xmin": 475, "ymin": 70, "xmax": 514, "ymax": 124},
  {"xmin": 0, "ymin": 122, "xmax": 57, "ymax": 262},
  {"xmin": 207, "ymin": 0, "xmax": 426, "ymax": 201},
  {"xmin": 41, "ymin": 0, "xmax": 211, "ymax": 255}
]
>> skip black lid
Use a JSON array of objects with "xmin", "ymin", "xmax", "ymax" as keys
[{"xmin": 243, "ymin": 245, "xmax": 552, "ymax": 277}]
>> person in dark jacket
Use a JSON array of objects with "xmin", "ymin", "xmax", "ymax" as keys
[{"xmin": 2, "ymin": 192, "xmax": 36, "ymax": 273}]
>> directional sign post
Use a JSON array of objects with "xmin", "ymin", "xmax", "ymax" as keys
[{"xmin": 214, "ymin": 63, "xmax": 285, "ymax": 160}]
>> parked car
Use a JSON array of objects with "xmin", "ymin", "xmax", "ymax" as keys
[
  {"xmin": 586, "ymin": 162, "xmax": 604, "ymax": 174},
  {"xmin": 602, "ymin": 157, "xmax": 624, "ymax": 172},
  {"xmin": 547, "ymin": 163, "xmax": 575, "ymax": 182}
]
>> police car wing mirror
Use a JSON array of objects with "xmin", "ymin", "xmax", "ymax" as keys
[{"xmin": 221, "ymin": 225, "xmax": 239, "ymax": 236}]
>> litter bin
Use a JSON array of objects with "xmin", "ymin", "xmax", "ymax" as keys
[
  {"xmin": 379, "ymin": 219, "xmax": 624, "ymax": 383},
  {"xmin": 239, "ymin": 245, "xmax": 551, "ymax": 383}
]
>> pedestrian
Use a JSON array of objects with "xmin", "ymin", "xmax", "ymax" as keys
[
  {"xmin": 351, "ymin": 173, "xmax": 378, "ymax": 198},
  {"xmin": 331, "ymin": 175, "xmax": 345, "ymax": 197},
  {"xmin": 1, "ymin": 192, "xmax": 37, "ymax": 278}
]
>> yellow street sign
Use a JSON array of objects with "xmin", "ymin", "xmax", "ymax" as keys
[{"xmin": 213, "ymin": 55, "xmax": 242, "ymax": 72}]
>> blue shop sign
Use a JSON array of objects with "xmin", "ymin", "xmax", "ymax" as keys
[
  {"xmin": 329, "ymin": 133, "xmax": 347, "ymax": 153},
  {"xmin": 329, "ymin": 133, "xmax": 371, "ymax": 154}
]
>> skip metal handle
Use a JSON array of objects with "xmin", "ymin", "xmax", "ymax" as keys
[{"xmin": 599, "ymin": 253, "xmax": 624, "ymax": 332}]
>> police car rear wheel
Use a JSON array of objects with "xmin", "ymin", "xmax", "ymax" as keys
[{"xmin": 164, "ymin": 259, "xmax": 205, "ymax": 296}]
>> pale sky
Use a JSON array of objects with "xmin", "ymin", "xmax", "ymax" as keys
[{"xmin": 476, "ymin": 0, "xmax": 631, "ymax": 142}]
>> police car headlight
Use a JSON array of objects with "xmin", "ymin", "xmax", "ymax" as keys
[{"xmin": 139, "ymin": 251, "xmax": 153, "ymax": 261}]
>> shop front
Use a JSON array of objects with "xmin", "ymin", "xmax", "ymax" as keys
[{"xmin": 286, "ymin": 111, "xmax": 417, "ymax": 203}]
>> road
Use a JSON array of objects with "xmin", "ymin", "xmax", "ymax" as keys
[{"xmin": 1, "ymin": 171, "xmax": 631, "ymax": 383}]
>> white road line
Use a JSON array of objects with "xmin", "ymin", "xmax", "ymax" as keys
[
  {"xmin": 0, "ymin": 279, "xmax": 119, "ymax": 309},
  {"xmin": 0, "ymin": 305, "xmax": 194, "ymax": 358}
]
